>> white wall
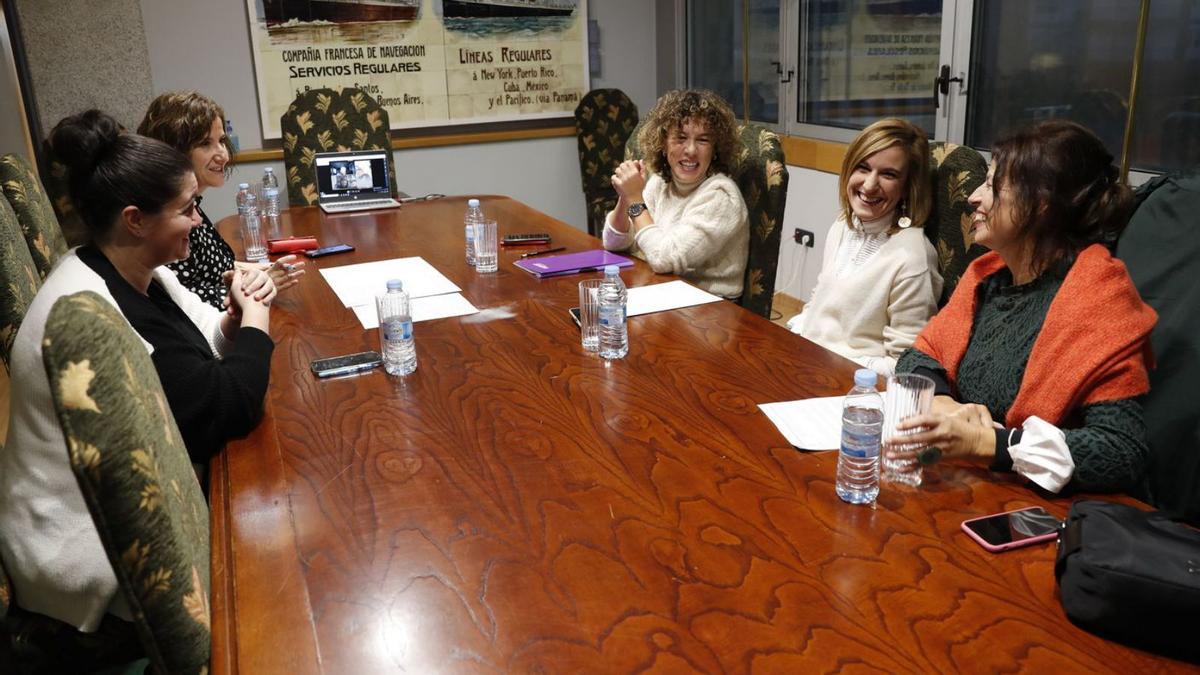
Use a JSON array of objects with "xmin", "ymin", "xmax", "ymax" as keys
[
  {"xmin": 0, "ymin": 6, "xmax": 31, "ymax": 161},
  {"xmin": 138, "ymin": 0, "xmax": 659, "ymax": 225},
  {"xmin": 774, "ymin": 166, "xmax": 840, "ymax": 304}
]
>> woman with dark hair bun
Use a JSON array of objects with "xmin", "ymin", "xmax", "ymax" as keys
[
  {"xmin": 890, "ymin": 120, "xmax": 1156, "ymax": 494},
  {"xmin": 138, "ymin": 91, "xmax": 305, "ymax": 308},
  {"xmin": 0, "ymin": 109, "xmax": 275, "ymax": 632}
]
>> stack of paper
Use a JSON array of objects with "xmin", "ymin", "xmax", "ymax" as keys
[
  {"xmin": 319, "ymin": 257, "xmax": 479, "ymax": 329},
  {"xmin": 758, "ymin": 396, "xmax": 844, "ymax": 451},
  {"xmin": 626, "ymin": 280, "xmax": 724, "ymax": 317}
]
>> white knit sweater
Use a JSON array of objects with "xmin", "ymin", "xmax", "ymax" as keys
[
  {"xmin": 602, "ymin": 173, "xmax": 749, "ymax": 298},
  {"xmin": 789, "ymin": 217, "xmax": 942, "ymax": 376},
  {"xmin": 0, "ymin": 250, "xmax": 228, "ymax": 631}
]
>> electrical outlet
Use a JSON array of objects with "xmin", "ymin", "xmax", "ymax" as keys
[{"xmin": 794, "ymin": 228, "xmax": 815, "ymax": 247}]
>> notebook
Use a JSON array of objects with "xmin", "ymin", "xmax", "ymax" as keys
[
  {"xmin": 513, "ymin": 250, "xmax": 634, "ymax": 278},
  {"xmin": 315, "ymin": 150, "xmax": 402, "ymax": 213}
]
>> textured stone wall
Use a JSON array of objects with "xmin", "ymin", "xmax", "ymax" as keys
[{"xmin": 12, "ymin": 0, "xmax": 154, "ymax": 138}]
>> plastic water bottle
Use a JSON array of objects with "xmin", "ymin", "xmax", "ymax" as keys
[
  {"xmin": 836, "ymin": 368, "xmax": 884, "ymax": 504},
  {"xmin": 376, "ymin": 279, "xmax": 417, "ymax": 376},
  {"xmin": 464, "ymin": 198, "xmax": 483, "ymax": 265},
  {"xmin": 235, "ymin": 183, "xmax": 267, "ymax": 262},
  {"xmin": 597, "ymin": 264, "xmax": 628, "ymax": 360},
  {"xmin": 261, "ymin": 167, "xmax": 282, "ymax": 239}
]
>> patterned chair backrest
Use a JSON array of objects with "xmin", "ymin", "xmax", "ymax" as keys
[
  {"xmin": 0, "ymin": 154, "xmax": 67, "ymax": 279},
  {"xmin": 626, "ymin": 122, "xmax": 789, "ymax": 319},
  {"xmin": 926, "ymin": 142, "xmax": 988, "ymax": 306},
  {"xmin": 0, "ymin": 195, "xmax": 40, "ymax": 371},
  {"xmin": 280, "ymin": 87, "xmax": 396, "ymax": 206},
  {"xmin": 39, "ymin": 139, "xmax": 90, "ymax": 248},
  {"xmin": 574, "ymin": 88, "xmax": 638, "ymax": 236},
  {"xmin": 42, "ymin": 292, "xmax": 211, "ymax": 675}
]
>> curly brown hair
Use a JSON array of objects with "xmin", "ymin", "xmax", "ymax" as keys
[
  {"xmin": 137, "ymin": 91, "xmax": 235, "ymax": 169},
  {"xmin": 638, "ymin": 89, "xmax": 740, "ymax": 181}
]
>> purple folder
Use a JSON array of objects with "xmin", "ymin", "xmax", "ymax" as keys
[{"xmin": 513, "ymin": 249, "xmax": 634, "ymax": 278}]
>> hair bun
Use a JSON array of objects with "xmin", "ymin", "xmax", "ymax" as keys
[{"xmin": 49, "ymin": 109, "xmax": 124, "ymax": 176}]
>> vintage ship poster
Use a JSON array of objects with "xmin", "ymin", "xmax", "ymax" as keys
[{"xmin": 246, "ymin": 0, "xmax": 588, "ymax": 138}]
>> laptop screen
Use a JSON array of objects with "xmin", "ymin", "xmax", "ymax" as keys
[{"xmin": 315, "ymin": 151, "xmax": 391, "ymax": 202}]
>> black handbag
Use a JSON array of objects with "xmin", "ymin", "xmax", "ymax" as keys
[{"xmin": 1055, "ymin": 500, "xmax": 1200, "ymax": 663}]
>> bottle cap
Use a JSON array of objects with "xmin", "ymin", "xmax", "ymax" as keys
[
  {"xmin": 238, "ymin": 182, "xmax": 250, "ymax": 189},
  {"xmin": 603, "ymin": 265, "xmax": 620, "ymax": 276},
  {"xmin": 264, "ymin": 167, "xmax": 273, "ymax": 173},
  {"xmin": 854, "ymin": 368, "xmax": 877, "ymax": 387},
  {"xmin": 386, "ymin": 279, "xmax": 403, "ymax": 291},
  {"xmin": 468, "ymin": 198, "xmax": 480, "ymax": 207}
]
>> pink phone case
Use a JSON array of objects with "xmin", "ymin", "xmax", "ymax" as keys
[{"xmin": 961, "ymin": 507, "xmax": 1060, "ymax": 553}]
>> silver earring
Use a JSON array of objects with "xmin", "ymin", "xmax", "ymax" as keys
[{"xmin": 897, "ymin": 201, "xmax": 912, "ymax": 228}]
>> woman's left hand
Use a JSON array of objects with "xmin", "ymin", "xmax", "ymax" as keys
[
  {"xmin": 234, "ymin": 266, "xmax": 278, "ymax": 306},
  {"xmin": 611, "ymin": 159, "xmax": 647, "ymax": 203},
  {"xmin": 887, "ymin": 405, "xmax": 996, "ymax": 463}
]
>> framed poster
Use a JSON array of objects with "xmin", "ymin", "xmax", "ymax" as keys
[{"xmin": 246, "ymin": 0, "xmax": 589, "ymax": 139}]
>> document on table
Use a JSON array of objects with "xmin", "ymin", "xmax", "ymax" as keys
[
  {"xmin": 627, "ymin": 280, "xmax": 724, "ymax": 317},
  {"xmin": 758, "ymin": 396, "xmax": 844, "ymax": 451},
  {"xmin": 320, "ymin": 257, "xmax": 460, "ymax": 308},
  {"xmin": 352, "ymin": 293, "xmax": 479, "ymax": 329}
]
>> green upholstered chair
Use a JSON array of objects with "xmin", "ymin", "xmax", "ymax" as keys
[
  {"xmin": 0, "ymin": 196, "xmax": 40, "ymax": 371},
  {"xmin": 574, "ymin": 88, "xmax": 638, "ymax": 236},
  {"xmin": 1118, "ymin": 167, "xmax": 1200, "ymax": 524},
  {"xmin": 39, "ymin": 141, "xmax": 90, "ymax": 247},
  {"xmin": 42, "ymin": 292, "xmax": 211, "ymax": 674},
  {"xmin": 926, "ymin": 142, "xmax": 988, "ymax": 306},
  {"xmin": 625, "ymin": 122, "xmax": 789, "ymax": 319},
  {"xmin": 0, "ymin": 154, "xmax": 67, "ymax": 279},
  {"xmin": 280, "ymin": 87, "xmax": 396, "ymax": 206}
]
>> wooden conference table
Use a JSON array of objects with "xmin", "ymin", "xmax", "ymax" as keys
[{"xmin": 211, "ymin": 197, "xmax": 1178, "ymax": 673}]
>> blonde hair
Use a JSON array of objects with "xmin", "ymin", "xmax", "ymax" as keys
[
  {"xmin": 638, "ymin": 89, "xmax": 740, "ymax": 181},
  {"xmin": 837, "ymin": 118, "xmax": 931, "ymax": 230}
]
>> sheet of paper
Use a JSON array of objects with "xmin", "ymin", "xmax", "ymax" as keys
[
  {"xmin": 758, "ymin": 396, "xmax": 845, "ymax": 451},
  {"xmin": 320, "ymin": 257, "xmax": 460, "ymax": 307},
  {"xmin": 353, "ymin": 293, "xmax": 479, "ymax": 329},
  {"xmin": 626, "ymin": 280, "xmax": 724, "ymax": 317}
]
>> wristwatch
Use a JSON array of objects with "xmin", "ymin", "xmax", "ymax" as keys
[{"xmin": 626, "ymin": 202, "xmax": 648, "ymax": 219}]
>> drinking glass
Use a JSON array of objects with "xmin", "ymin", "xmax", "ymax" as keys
[
  {"xmin": 577, "ymin": 279, "xmax": 602, "ymax": 352},
  {"xmin": 881, "ymin": 373, "xmax": 935, "ymax": 486},
  {"xmin": 473, "ymin": 219, "xmax": 498, "ymax": 273}
]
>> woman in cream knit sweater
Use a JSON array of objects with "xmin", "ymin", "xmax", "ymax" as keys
[
  {"xmin": 787, "ymin": 118, "xmax": 942, "ymax": 376},
  {"xmin": 603, "ymin": 90, "xmax": 748, "ymax": 299}
]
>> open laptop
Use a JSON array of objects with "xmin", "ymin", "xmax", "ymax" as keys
[{"xmin": 315, "ymin": 150, "xmax": 402, "ymax": 213}]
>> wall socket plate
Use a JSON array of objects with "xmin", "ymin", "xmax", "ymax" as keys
[{"xmin": 794, "ymin": 228, "xmax": 815, "ymax": 247}]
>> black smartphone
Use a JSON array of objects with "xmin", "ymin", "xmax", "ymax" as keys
[
  {"xmin": 502, "ymin": 233, "xmax": 551, "ymax": 246},
  {"xmin": 306, "ymin": 244, "xmax": 355, "ymax": 258},
  {"xmin": 568, "ymin": 306, "xmax": 581, "ymax": 328},
  {"xmin": 310, "ymin": 351, "xmax": 382, "ymax": 378},
  {"xmin": 961, "ymin": 506, "xmax": 1062, "ymax": 552}
]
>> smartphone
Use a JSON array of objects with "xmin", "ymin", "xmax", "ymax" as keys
[
  {"xmin": 502, "ymin": 233, "xmax": 551, "ymax": 246},
  {"xmin": 310, "ymin": 351, "xmax": 382, "ymax": 378},
  {"xmin": 305, "ymin": 244, "xmax": 355, "ymax": 258},
  {"xmin": 568, "ymin": 306, "xmax": 581, "ymax": 328},
  {"xmin": 961, "ymin": 506, "xmax": 1061, "ymax": 552}
]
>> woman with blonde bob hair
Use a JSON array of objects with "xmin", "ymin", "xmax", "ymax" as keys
[
  {"xmin": 787, "ymin": 117, "xmax": 942, "ymax": 376},
  {"xmin": 603, "ymin": 89, "xmax": 749, "ymax": 299},
  {"xmin": 138, "ymin": 91, "xmax": 304, "ymax": 309}
]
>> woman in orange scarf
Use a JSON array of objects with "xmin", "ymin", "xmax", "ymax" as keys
[{"xmin": 889, "ymin": 120, "xmax": 1155, "ymax": 493}]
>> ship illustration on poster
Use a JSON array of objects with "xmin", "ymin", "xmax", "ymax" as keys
[
  {"xmin": 263, "ymin": 0, "xmax": 421, "ymax": 25},
  {"xmin": 442, "ymin": 0, "xmax": 576, "ymax": 18}
]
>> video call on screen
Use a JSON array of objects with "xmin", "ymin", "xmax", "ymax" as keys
[{"xmin": 318, "ymin": 157, "xmax": 388, "ymax": 196}]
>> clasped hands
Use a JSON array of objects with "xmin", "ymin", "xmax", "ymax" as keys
[
  {"xmin": 885, "ymin": 396, "xmax": 998, "ymax": 466},
  {"xmin": 222, "ymin": 266, "xmax": 275, "ymax": 318},
  {"xmin": 611, "ymin": 159, "xmax": 647, "ymax": 204}
]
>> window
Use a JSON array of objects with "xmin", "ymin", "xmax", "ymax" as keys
[{"xmin": 685, "ymin": 0, "xmax": 1200, "ymax": 175}]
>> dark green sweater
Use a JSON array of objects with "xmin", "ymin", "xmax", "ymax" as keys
[{"xmin": 897, "ymin": 261, "xmax": 1146, "ymax": 492}]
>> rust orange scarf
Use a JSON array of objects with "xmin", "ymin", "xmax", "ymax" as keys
[{"xmin": 914, "ymin": 244, "xmax": 1156, "ymax": 427}]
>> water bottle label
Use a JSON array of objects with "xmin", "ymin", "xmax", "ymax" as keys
[
  {"xmin": 599, "ymin": 305, "xmax": 624, "ymax": 326},
  {"xmin": 264, "ymin": 188, "xmax": 278, "ymax": 198},
  {"xmin": 384, "ymin": 320, "xmax": 412, "ymax": 341}
]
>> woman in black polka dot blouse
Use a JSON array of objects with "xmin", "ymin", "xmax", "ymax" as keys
[{"xmin": 138, "ymin": 91, "xmax": 305, "ymax": 308}]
